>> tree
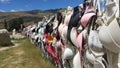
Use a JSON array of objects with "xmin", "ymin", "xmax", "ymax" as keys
[
  {"xmin": 4, "ymin": 20, "xmax": 8, "ymax": 29},
  {"xmin": 17, "ymin": 18, "xmax": 24, "ymax": 32},
  {"xmin": 8, "ymin": 18, "xmax": 24, "ymax": 32},
  {"xmin": 17, "ymin": 18, "xmax": 23, "ymax": 24}
]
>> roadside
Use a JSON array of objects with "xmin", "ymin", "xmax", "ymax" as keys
[{"xmin": 0, "ymin": 39, "xmax": 55, "ymax": 68}]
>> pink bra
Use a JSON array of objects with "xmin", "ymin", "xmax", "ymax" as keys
[
  {"xmin": 80, "ymin": 6, "xmax": 95, "ymax": 27},
  {"xmin": 76, "ymin": 33, "xmax": 83, "ymax": 68}
]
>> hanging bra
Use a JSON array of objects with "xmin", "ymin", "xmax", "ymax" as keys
[{"xmin": 80, "ymin": 6, "xmax": 96, "ymax": 27}]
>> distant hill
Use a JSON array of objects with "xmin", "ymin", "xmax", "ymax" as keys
[{"xmin": 0, "ymin": 8, "xmax": 65, "ymax": 29}]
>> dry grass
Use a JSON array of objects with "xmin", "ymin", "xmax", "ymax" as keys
[{"xmin": 0, "ymin": 39, "xmax": 55, "ymax": 68}]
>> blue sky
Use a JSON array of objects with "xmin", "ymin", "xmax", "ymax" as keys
[{"xmin": 0, "ymin": 0, "xmax": 84, "ymax": 12}]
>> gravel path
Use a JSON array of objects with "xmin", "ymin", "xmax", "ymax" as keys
[{"xmin": 0, "ymin": 42, "xmax": 20, "ymax": 51}]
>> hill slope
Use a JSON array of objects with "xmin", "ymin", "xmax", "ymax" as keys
[{"xmin": 0, "ymin": 8, "xmax": 65, "ymax": 29}]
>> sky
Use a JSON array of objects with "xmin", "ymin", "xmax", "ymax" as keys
[{"xmin": 0, "ymin": 0, "xmax": 84, "ymax": 12}]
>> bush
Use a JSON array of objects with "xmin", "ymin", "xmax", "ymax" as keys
[{"xmin": 7, "ymin": 18, "xmax": 24, "ymax": 32}]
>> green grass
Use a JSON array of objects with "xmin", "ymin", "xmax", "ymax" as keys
[{"xmin": 0, "ymin": 39, "xmax": 55, "ymax": 68}]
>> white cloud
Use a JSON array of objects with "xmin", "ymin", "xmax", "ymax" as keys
[
  {"xmin": 10, "ymin": 9, "xmax": 17, "ymax": 12},
  {"xmin": 0, "ymin": 9, "xmax": 6, "ymax": 12},
  {"xmin": 10, "ymin": 9, "xmax": 24, "ymax": 12},
  {"xmin": 0, "ymin": 0, "xmax": 10, "ymax": 3}
]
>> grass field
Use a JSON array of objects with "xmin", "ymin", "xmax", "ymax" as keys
[{"xmin": 0, "ymin": 39, "xmax": 55, "ymax": 68}]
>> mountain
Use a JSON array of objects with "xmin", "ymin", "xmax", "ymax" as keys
[{"xmin": 0, "ymin": 8, "xmax": 65, "ymax": 29}]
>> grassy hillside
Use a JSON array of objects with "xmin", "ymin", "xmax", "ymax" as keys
[
  {"xmin": 0, "ymin": 10, "xmax": 54, "ymax": 28},
  {"xmin": 0, "ymin": 8, "xmax": 66, "ymax": 29}
]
